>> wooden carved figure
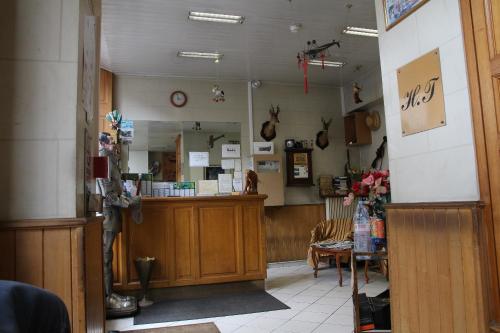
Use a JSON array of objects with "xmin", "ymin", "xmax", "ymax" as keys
[
  {"xmin": 260, "ymin": 105, "xmax": 280, "ymax": 141},
  {"xmin": 244, "ymin": 170, "xmax": 258, "ymax": 194},
  {"xmin": 316, "ymin": 117, "xmax": 332, "ymax": 150},
  {"xmin": 353, "ymin": 82, "xmax": 363, "ymax": 104}
]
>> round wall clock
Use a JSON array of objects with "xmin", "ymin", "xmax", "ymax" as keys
[{"xmin": 170, "ymin": 90, "xmax": 187, "ymax": 107}]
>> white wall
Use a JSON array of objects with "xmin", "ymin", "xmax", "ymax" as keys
[
  {"xmin": 375, "ymin": 0, "xmax": 480, "ymax": 202},
  {"xmin": 128, "ymin": 150, "xmax": 149, "ymax": 173},
  {"xmin": 0, "ymin": 0, "xmax": 100, "ymax": 220},
  {"xmin": 252, "ymin": 84, "xmax": 345, "ymax": 204},
  {"xmin": 114, "ymin": 75, "xmax": 346, "ymax": 205}
]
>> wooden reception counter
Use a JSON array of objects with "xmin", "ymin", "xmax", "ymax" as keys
[{"xmin": 112, "ymin": 195, "xmax": 268, "ymax": 291}]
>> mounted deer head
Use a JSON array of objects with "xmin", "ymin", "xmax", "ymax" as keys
[
  {"xmin": 316, "ymin": 117, "xmax": 332, "ymax": 150},
  {"xmin": 260, "ymin": 104, "xmax": 280, "ymax": 142}
]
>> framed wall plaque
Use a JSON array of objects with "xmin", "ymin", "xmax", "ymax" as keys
[
  {"xmin": 383, "ymin": 0, "xmax": 430, "ymax": 31},
  {"xmin": 397, "ymin": 48, "xmax": 445, "ymax": 136}
]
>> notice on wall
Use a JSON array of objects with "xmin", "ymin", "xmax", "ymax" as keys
[
  {"xmin": 218, "ymin": 173, "xmax": 233, "ymax": 193},
  {"xmin": 253, "ymin": 142, "xmax": 274, "ymax": 155},
  {"xmin": 233, "ymin": 178, "xmax": 243, "ymax": 192},
  {"xmin": 120, "ymin": 120, "xmax": 134, "ymax": 144},
  {"xmin": 198, "ymin": 180, "xmax": 218, "ymax": 196},
  {"xmin": 222, "ymin": 144, "xmax": 241, "ymax": 158},
  {"xmin": 221, "ymin": 159, "xmax": 235, "ymax": 170},
  {"xmin": 234, "ymin": 159, "xmax": 242, "ymax": 171},
  {"xmin": 397, "ymin": 48, "xmax": 446, "ymax": 136},
  {"xmin": 189, "ymin": 152, "xmax": 209, "ymax": 167}
]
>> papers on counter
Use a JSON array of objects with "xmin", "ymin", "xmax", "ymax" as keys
[{"xmin": 218, "ymin": 173, "xmax": 233, "ymax": 193}]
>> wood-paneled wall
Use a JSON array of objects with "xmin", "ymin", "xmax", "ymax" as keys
[
  {"xmin": 386, "ymin": 202, "xmax": 489, "ymax": 333},
  {"xmin": 0, "ymin": 218, "xmax": 105, "ymax": 333},
  {"xmin": 265, "ymin": 204, "xmax": 325, "ymax": 262}
]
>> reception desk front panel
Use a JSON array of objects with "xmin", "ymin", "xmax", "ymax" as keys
[{"xmin": 113, "ymin": 195, "xmax": 267, "ymax": 290}]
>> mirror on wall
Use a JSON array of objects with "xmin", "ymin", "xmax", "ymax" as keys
[{"xmin": 125, "ymin": 120, "xmax": 241, "ymax": 186}]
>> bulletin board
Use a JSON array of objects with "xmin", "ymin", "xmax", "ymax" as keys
[{"xmin": 253, "ymin": 154, "xmax": 284, "ymax": 206}]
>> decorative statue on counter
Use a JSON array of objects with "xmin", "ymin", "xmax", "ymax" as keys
[
  {"xmin": 244, "ymin": 169, "xmax": 258, "ymax": 194},
  {"xmin": 260, "ymin": 104, "xmax": 280, "ymax": 142},
  {"xmin": 97, "ymin": 132, "xmax": 142, "ymax": 318},
  {"xmin": 315, "ymin": 117, "xmax": 332, "ymax": 150}
]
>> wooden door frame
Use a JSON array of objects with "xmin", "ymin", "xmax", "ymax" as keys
[{"xmin": 460, "ymin": 0, "xmax": 500, "ymax": 330}]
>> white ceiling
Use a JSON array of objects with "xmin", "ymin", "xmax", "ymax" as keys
[{"xmin": 101, "ymin": 0, "xmax": 380, "ymax": 85}]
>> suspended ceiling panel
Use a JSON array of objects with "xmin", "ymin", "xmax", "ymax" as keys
[{"xmin": 101, "ymin": 0, "xmax": 380, "ymax": 85}]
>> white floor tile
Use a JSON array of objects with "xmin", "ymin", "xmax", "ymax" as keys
[
  {"xmin": 244, "ymin": 317, "xmax": 288, "ymax": 331},
  {"xmin": 274, "ymin": 319, "xmax": 320, "ymax": 333},
  {"xmin": 313, "ymin": 323, "xmax": 354, "ymax": 333},
  {"xmin": 292, "ymin": 310, "xmax": 331, "ymax": 323}
]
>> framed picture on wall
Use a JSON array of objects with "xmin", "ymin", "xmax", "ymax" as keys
[{"xmin": 383, "ymin": 0, "xmax": 430, "ymax": 30}]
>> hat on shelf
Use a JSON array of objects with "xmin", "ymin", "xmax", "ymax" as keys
[{"xmin": 365, "ymin": 111, "xmax": 381, "ymax": 131}]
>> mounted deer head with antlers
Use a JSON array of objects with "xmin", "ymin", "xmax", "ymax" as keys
[
  {"xmin": 316, "ymin": 117, "xmax": 332, "ymax": 150},
  {"xmin": 260, "ymin": 105, "xmax": 280, "ymax": 142}
]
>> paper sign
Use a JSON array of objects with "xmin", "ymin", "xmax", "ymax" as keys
[
  {"xmin": 234, "ymin": 171, "xmax": 242, "ymax": 179},
  {"xmin": 218, "ymin": 173, "xmax": 233, "ymax": 193},
  {"xmin": 222, "ymin": 144, "xmax": 241, "ymax": 158},
  {"xmin": 221, "ymin": 159, "xmax": 235, "ymax": 170},
  {"xmin": 121, "ymin": 120, "xmax": 134, "ymax": 144},
  {"xmin": 234, "ymin": 159, "xmax": 242, "ymax": 171},
  {"xmin": 189, "ymin": 152, "xmax": 209, "ymax": 167},
  {"xmin": 294, "ymin": 165, "xmax": 309, "ymax": 178},
  {"xmin": 198, "ymin": 180, "xmax": 218, "ymax": 195},
  {"xmin": 253, "ymin": 142, "xmax": 274, "ymax": 155},
  {"xmin": 233, "ymin": 178, "xmax": 243, "ymax": 192}
]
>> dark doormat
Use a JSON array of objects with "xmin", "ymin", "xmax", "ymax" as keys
[
  {"xmin": 124, "ymin": 322, "xmax": 220, "ymax": 333},
  {"xmin": 133, "ymin": 290, "xmax": 289, "ymax": 325}
]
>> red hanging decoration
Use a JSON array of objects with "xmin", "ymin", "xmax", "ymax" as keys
[
  {"xmin": 303, "ymin": 58, "xmax": 309, "ymax": 94},
  {"xmin": 296, "ymin": 39, "xmax": 340, "ymax": 94}
]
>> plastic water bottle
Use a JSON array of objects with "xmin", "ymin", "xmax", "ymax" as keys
[{"xmin": 354, "ymin": 201, "xmax": 372, "ymax": 257}]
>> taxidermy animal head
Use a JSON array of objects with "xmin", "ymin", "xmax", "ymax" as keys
[
  {"xmin": 353, "ymin": 83, "xmax": 363, "ymax": 104},
  {"xmin": 260, "ymin": 105, "xmax": 280, "ymax": 142},
  {"xmin": 316, "ymin": 117, "xmax": 332, "ymax": 150},
  {"xmin": 208, "ymin": 134, "xmax": 225, "ymax": 149}
]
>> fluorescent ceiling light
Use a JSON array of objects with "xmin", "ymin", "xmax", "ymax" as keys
[
  {"xmin": 189, "ymin": 11, "xmax": 245, "ymax": 24},
  {"xmin": 309, "ymin": 60, "xmax": 345, "ymax": 68},
  {"xmin": 342, "ymin": 26, "xmax": 378, "ymax": 38},
  {"xmin": 177, "ymin": 51, "xmax": 223, "ymax": 61}
]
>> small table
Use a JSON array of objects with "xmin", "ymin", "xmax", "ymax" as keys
[{"xmin": 311, "ymin": 245, "xmax": 352, "ymax": 286}]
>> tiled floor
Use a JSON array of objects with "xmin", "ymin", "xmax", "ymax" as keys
[{"xmin": 107, "ymin": 261, "xmax": 388, "ymax": 333}]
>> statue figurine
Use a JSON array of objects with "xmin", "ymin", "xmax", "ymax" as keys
[
  {"xmin": 97, "ymin": 132, "xmax": 141, "ymax": 318},
  {"xmin": 244, "ymin": 169, "xmax": 258, "ymax": 195}
]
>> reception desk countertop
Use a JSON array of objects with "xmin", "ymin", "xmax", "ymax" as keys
[{"xmin": 113, "ymin": 194, "xmax": 268, "ymax": 290}]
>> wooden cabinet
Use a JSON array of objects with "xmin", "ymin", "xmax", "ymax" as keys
[
  {"xmin": 344, "ymin": 111, "xmax": 372, "ymax": 145},
  {"xmin": 114, "ymin": 195, "xmax": 267, "ymax": 290},
  {"xmin": 285, "ymin": 148, "xmax": 314, "ymax": 187}
]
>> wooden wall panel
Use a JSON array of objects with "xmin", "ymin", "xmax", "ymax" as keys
[
  {"xmin": 242, "ymin": 205, "xmax": 261, "ymax": 274},
  {"xmin": 172, "ymin": 207, "xmax": 196, "ymax": 281},
  {"xmin": 265, "ymin": 204, "xmax": 325, "ymax": 262},
  {"xmin": 43, "ymin": 229, "xmax": 73, "ymax": 322},
  {"xmin": 0, "ymin": 218, "xmax": 104, "ymax": 333},
  {"xmin": 386, "ymin": 203, "xmax": 488, "ymax": 333},
  {"xmin": 199, "ymin": 206, "xmax": 238, "ymax": 277},
  {"xmin": 0, "ymin": 231, "xmax": 15, "ymax": 280},
  {"xmin": 127, "ymin": 207, "xmax": 169, "ymax": 283},
  {"xmin": 15, "ymin": 230, "xmax": 43, "ymax": 286}
]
